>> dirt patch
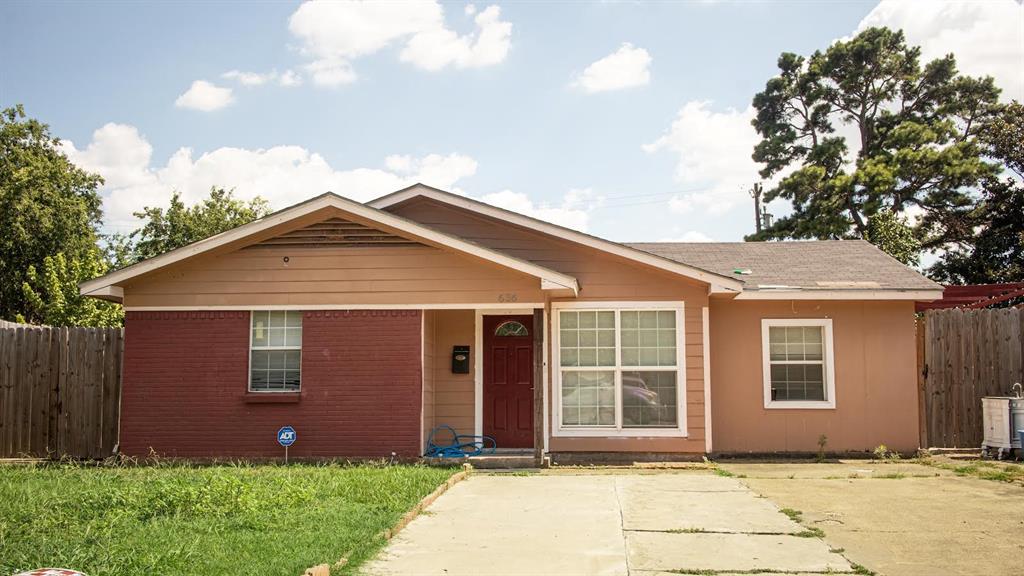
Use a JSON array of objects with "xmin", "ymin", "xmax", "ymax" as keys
[{"xmin": 719, "ymin": 461, "xmax": 1024, "ymax": 576}]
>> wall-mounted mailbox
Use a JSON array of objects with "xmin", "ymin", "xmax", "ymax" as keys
[{"xmin": 452, "ymin": 345, "xmax": 470, "ymax": 374}]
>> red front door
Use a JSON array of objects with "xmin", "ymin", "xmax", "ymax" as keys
[{"xmin": 483, "ymin": 315, "xmax": 534, "ymax": 448}]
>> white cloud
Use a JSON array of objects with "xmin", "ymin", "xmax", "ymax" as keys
[
  {"xmin": 221, "ymin": 69, "xmax": 303, "ymax": 88},
  {"xmin": 856, "ymin": 0, "xmax": 1023, "ymax": 101},
  {"xmin": 659, "ymin": 231, "xmax": 716, "ymax": 243},
  {"xmin": 288, "ymin": 0, "xmax": 511, "ymax": 82},
  {"xmin": 477, "ymin": 187, "xmax": 600, "ymax": 231},
  {"xmin": 61, "ymin": 123, "xmax": 478, "ymax": 231},
  {"xmin": 278, "ymin": 70, "xmax": 303, "ymax": 87},
  {"xmin": 304, "ymin": 59, "xmax": 357, "ymax": 87},
  {"xmin": 400, "ymin": 5, "xmax": 512, "ymax": 71},
  {"xmin": 572, "ymin": 43, "xmax": 652, "ymax": 93},
  {"xmin": 174, "ymin": 80, "xmax": 235, "ymax": 111},
  {"xmin": 222, "ymin": 70, "xmax": 276, "ymax": 87},
  {"xmin": 644, "ymin": 101, "xmax": 759, "ymax": 215}
]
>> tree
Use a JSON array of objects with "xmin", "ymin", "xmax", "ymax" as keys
[
  {"xmin": 0, "ymin": 105, "xmax": 104, "ymax": 321},
  {"xmin": 18, "ymin": 250, "xmax": 123, "ymax": 327},
  {"xmin": 746, "ymin": 27, "xmax": 1001, "ymax": 260},
  {"xmin": 929, "ymin": 102, "xmax": 1024, "ymax": 283},
  {"xmin": 116, "ymin": 187, "xmax": 271, "ymax": 265},
  {"xmin": 865, "ymin": 210, "xmax": 920, "ymax": 266}
]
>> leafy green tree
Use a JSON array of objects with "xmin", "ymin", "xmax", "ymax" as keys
[
  {"xmin": 865, "ymin": 211, "xmax": 920, "ymax": 266},
  {"xmin": 17, "ymin": 250, "xmax": 123, "ymax": 327},
  {"xmin": 0, "ymin": 105, "xmax": 104, "ymax": 321},
  {"xmin": 746, "ymin": 27, "xmax": 1001, "ymax": 257},
  {"xmin": 117, "ymin": 187, "xmax": 271, "ymax": 265},
  {"xmin": 929, "ymin": 102, "xmax": 1024, "ymax": 284}
]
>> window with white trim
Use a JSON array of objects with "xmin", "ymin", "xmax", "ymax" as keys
[
  {"xmin": 555, "ymin": 306, "xmax": 685, "ymax": 434},
  {"xmin": 761, "ymin": 319, "xmax": 835, "ymax": 409},
  {"xmin": 250, "ymin": 311, "xmax": 302, "ymax": 392}
]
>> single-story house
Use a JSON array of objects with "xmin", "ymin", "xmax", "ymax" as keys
[{"xmin": 81, "ymin": 184, "xmax": 942, "ymax": 460}]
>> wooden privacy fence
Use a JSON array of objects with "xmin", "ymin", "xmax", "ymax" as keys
[
  {"xmin": 0, "ymin": 320, "xmax": 123, "ymax": 459},
  {"xmin": 919, "ymin": 308, "xmax": 1024, "ymax": 448}
]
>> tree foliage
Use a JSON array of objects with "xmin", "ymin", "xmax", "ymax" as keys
[
  {"xmin": 746, "ymin": 27, "xmax": 1001, "ymax": 257},
  {"xmin": 928, "ymin": 102, "xmax": 1024, "ymax": 284},
  {"xmin": 18, "ymin": 251, "xmax": 123, "ymax": 327},
  {"xmin": 865, "ymin": 210, "xmax": 920, "ymax": 266},
  {"xmin": 0, "ymin": 105, "xmax": 104, "ymax": 321},
  {"xmin": 113, "ymin": 187, "xmax": 271, "ymax": 267}
]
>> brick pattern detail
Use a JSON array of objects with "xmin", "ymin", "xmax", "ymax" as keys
[{"xmin": 120, "ymin": 310, "xmax": 422, "ymax": 458}]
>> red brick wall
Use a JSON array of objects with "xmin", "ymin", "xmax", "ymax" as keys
[{"xmin": 120, "ymin": 310, "xmax": 422, "ymax": 458}]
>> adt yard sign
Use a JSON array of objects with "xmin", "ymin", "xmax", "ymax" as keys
[
  {"xmin": 277, "ymin": 426, "xmax": 297, "ymax": 447},
  {"xmin": 277, "ymin": 425, "xmax": 296, "ymax": 463}
]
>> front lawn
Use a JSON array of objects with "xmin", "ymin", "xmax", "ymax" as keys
[{"xmin": 0, "ymin": 461, "xmax": 457, "ymax": 576}]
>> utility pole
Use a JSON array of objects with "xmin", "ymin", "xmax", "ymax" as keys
[{"xmin": 750, "ymin": 183, "xmax": 763, "ymax": 234}]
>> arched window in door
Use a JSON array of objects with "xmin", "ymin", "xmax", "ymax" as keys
[{"xmin": 494, "ymin": 320, "xmax": 529, "ymax": 337}]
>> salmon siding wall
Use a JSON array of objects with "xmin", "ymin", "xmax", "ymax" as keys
[
  {"xmin": 710, "ymin": 300, "xmax": 919, "ymax": 453},
  {"xmin": 120, "ymin": 310, "xmax": 422, "ymax": 458}
]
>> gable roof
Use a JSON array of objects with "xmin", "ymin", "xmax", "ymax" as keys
[
  {"xmin": 368, "ymin": 184, "xmax": 745, "ymax": 294},
  {"xmin": 80, "ymin": 192, "xmax": 579, "ymax": 302},
  {"xmin": 628, "ymin": 240, "xmax": 942, "ymax": 299}
]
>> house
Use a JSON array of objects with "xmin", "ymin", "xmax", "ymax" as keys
[{"xmin": 80, "ymin": 184, "xmax": 942, "ymax": 460}]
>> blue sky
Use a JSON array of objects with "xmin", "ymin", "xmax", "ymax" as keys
[{"xmin": 2, "ymin": 1, "xmax": 1021, "ymax": 243}]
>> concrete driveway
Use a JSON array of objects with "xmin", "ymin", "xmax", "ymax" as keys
[
  {"xmin": 361, "ymin": 471, "xmax": 854, "ymax": 575},
  {"xmin": 720, "ymin": 460, "xmax": 1024, "ymax": 576}
]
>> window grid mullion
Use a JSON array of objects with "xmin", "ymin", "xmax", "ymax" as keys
[{"xmin": 614, "ymin": 310, "xmax": 622, "ymax": 430}]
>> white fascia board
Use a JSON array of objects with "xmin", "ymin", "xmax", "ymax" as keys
[
  {"xmin": 734, "ymin": 289, "xmax": 943, "ymax": 301},
  {"xmin": 81, "ymin": 285, "xmax": 124, "ymax": 303},
  {"xmin": 369, "ymin": 186, "xmax": 743, "ymax": 293},
  {"xmin": 79, "ymin": 193, "xmax": 579, "ymax": 297}
]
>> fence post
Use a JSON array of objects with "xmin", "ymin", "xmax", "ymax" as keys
[{"xmin": 916, "ymin": 316, "xmax": 928, "ymax": 449}]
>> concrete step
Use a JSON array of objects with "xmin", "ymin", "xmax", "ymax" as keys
[{"xmin": 468, "ymin": 454, "xmax": 539, "ymax": 469}]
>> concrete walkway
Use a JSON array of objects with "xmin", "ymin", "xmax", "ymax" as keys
[{"xmin": 361, "ymin": 472, "xmax": 854, "ymax": 575}]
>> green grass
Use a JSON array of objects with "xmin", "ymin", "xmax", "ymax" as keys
[
  {"xmin": 0, "ymin": 461, "xmax": 457, "ymax": 576},
  {"xmin": 917, "ymin": 457, "xmax": 1024, "ymax": 484},
  {"xmin": 779, "ymin": 507, "xmax": 803, "ymax": 522},
  {"xmin": 794, "ymin": 527, "xmax": 826, "ymax": 538}
]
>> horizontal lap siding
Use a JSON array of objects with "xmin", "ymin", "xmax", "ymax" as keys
[
  {"xmin": 120, "ymin": 310, "xmax": 422, "ymax": 458},
  {"xmin": 123, "ymin": 245, "xmax": 545, "ymax": 308},
  {"xmin": 430, "ymin": 310, "xmax": 475, "ymax": 437},
  {"xmin": 387, "ymin": 199, "xmax": 710, "ymax": 453}
]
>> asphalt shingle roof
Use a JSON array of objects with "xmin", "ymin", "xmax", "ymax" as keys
[{"xmin": 626, "ymin": 239, "xmax": 941, "ymax": 291}]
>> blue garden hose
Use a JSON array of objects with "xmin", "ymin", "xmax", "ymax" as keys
[{"xmin": 424, "ymin": 425, "xmax": 497, "ymax": 458}]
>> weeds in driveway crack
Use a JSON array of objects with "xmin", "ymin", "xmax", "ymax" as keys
[{"xmin": 780, "ymin": 507, "xmax": 803, "ymax": 522}]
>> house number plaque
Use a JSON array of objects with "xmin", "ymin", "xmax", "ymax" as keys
[{"xmin": 498, "ymin": 293, "xmax": 518, "ymax": 303}]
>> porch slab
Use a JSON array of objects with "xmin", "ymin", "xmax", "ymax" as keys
[{"xmin": 625, "ymin": 531, "xmax": 853, "ymax": 573}]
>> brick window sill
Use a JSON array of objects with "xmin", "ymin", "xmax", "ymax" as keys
[{"xmin": 244, "ymin": 392, "xmax": 301, "ymax": 404}]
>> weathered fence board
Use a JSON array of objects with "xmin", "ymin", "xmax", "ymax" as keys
[
  {"xmin": 921, "ymin": 308, "xmax": 1024, "ymax": 448},
  {"xmin": 0, "ymin": 321, "xmax": 123, "ymax": 459}
]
